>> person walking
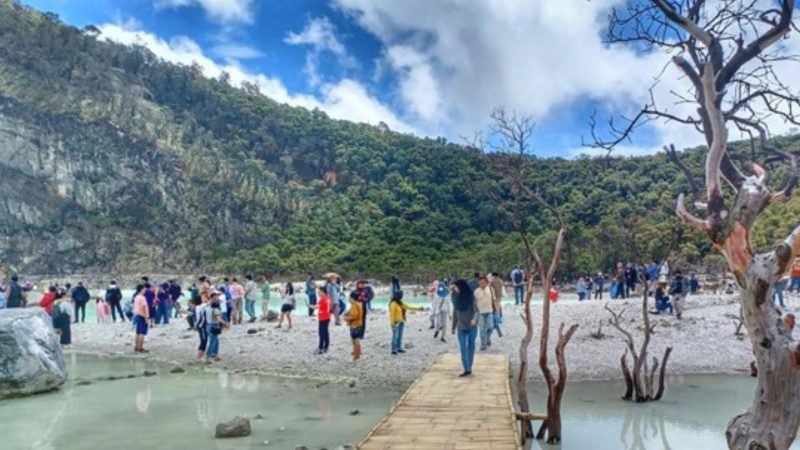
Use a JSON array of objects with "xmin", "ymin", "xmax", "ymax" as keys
[
  {"xmin": 775, "ymin": 275, "xmax": 788, "ymax": 308},
  {"xmin": 474, "ymin": 275, "xmax": 494, "ymax": 351},
  {"xmin": 389, "ymin": 290, "xmax": 422, "ymax": 355},
  {"xmin": 669, "ymin": 270, "xmax": 689, "ymax": 320},
  {"xmin": 428, "ymin": 279, "xmax": 440, "ymax": 330},
  {"xmin": 625, "ymin": 263, "xmax": 637, "ymax": 298},
  {"xmin": 193, "ymin": 296, "xmax": 208, "ymax": 362},
  {"xmin": 433, "ymin": 280, "xmax": 450, "ymax": 342},
  {"xmin": 243, "ymin": 274, "xmax": 258, "ymax": 323},
  {"xmin": 52, "ymin": 292, "xmax": 73, "ymax": 346},
  {"xmin": 308, "ymin": 287, "xmax": 331, "ymax": 354},
  {"xmin": 132, "ymin": 285, "xmax": 150, "ymax": 353},
  {"xmin": 169, "ymin": 280, "xmax": 183, "ymax": 319},
  {"xmin": 156, "ymin": 283, "xmax": 170, "ymax": 325},
  {"xmin": 510, "ymin": 266, "xmax": 525, "ymax": 306},
  {"xmin": 390, "ymin": 275, "xmax": 401, "ymax": 298},
  {"xmin": 105, "ymin": 281, "xmax": 125, "ymax": 322},
  {"xmin": 305, "ymin": 273, "xmax": 317, "ymax": 317},
  {"xmin": 451, "ymin": 279, "xmax": 479, "ymax": 377},
  {"xmin": 229, "ymin": 278, "xmax": 244, "ymax": 325},
  {"xmin": 71, "ymin": 282, "xmax": 90, "ymax": 323},
  {"xmin": 791, "ymin": 259, "xmax": 800, "ymax": 293},
  {"xmin": 489, "ymin": 273, "xmax": 504, "ymax": 338},
  {"xmin": 275, "ymin": 282, "xmax": 296, "ymax": 329}
]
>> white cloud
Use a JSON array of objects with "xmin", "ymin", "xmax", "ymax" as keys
[
  {"xmin": 154, "ymin": 0, "xmax": 253, "ymax": 25},
  {"xmin": 285, "ymin": 17, "xmax": 356, "ymax": 87},
  {"xmin": 211, "ymin": 43, "xmax": 263, "ymax": 61},
  {"xmin": 97, "ymin": 22, "xmax": 415, "ymax": 133},
  {"xmin": 333, "ymin": 0, "xmax": 800, "ymax": 156}
]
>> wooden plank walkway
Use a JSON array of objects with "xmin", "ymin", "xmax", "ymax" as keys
[{"xmin": 358, "ymin": 353, "xmax": 521, "ymax": 450}]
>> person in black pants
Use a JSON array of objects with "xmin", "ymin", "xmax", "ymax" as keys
[
  {"xmin": 105, "ymin": 281, "xmax": 125, "ymax": 322},
  {"xmin": 71, "ymin": 282, "xmax": 91, "ymax": 323}
]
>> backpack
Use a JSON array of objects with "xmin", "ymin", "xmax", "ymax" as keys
[
  {"xmin": 512, "ymin": 270, "xmax": 523, "ymax": 284},
  {"xmin": 669, "ymin": 278, "xmax": 684, "ymax": 295}
]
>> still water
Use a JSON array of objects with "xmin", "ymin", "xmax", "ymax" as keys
[
  {"xmin": 0, "ymin": 354, "xmax": 399, "ymax": 450},
  {"xmin": 530, "ymin": 374, "xmax": 800, "ymax": 450}
]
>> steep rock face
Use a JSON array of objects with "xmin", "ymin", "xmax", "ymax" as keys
[{"xmin": 0, "ymin": 308, "xmax": 67, "ymax": 398}]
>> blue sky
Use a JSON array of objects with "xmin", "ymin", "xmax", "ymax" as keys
[{"xmin": 21, "ymin": 0, "xmax": 798, "ymax": 158}]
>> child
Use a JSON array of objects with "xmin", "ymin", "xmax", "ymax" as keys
[
  {"xmin": 95, "ymin": 296, "xmax": 111, "ymax": 323},
  {"xmin": 344, "ymin": 291, "xmax": 365, "ymax": 362},
  {"xmin": 308, "ymin": 287, "xmax": 331, "ymax": 354},
  {"xmin": 389, "ymin": 290, "xmax": 422, "ymax": 355}
]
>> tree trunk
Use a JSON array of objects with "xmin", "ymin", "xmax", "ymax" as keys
[
  {"xmin": 621, "ymin": 351, "xmax": 634, "ymax": 401},
  {"xmin": 654, "ymin": 347, "xmax": 672, "ymax": 401},
  {"xmin": 517, "ymin": 282, "xmax": 535, "ymax": 439},
  {"xmin": 726, "ymin": 266, "xmax": 800, "ymax": 450}
]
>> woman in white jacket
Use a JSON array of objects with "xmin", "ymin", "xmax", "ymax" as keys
[{"xmin": 433, "ymin": 280, "xmax": 450, "ymax": 343}]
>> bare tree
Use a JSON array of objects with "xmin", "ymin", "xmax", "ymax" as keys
[
  {"xmin": 488, "ymin": 107, "xmax": 578, "ymax": 445},
  {"xmin": 598, "ymin": 2, "xmax": 800, "ymax": 448}
]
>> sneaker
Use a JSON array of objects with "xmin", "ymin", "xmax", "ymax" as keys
[
  {"xmin": 391, "ymin": 351, "xmax": 398, "ymax": 355},
  {"xmin": 433, "ymin": 331, "xmax": 439, "ymax": 339},
  {"xmin": 397, "ymin": 349, "xmax": 406, "ymax": 353},
  {"xmin": 458, "ymin": 372, "xmax": 469, "ymax": 377}
]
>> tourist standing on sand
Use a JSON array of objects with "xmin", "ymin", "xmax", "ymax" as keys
[
  {"xmin": 229, "ymin": 278, "xmax": 244, "ymax": 325},
  {"xmin": 39, "ymin": 286, "xmax": 57, "ymax": 315},
  {"xmin": 775, "ymin": 274, "xmax": 788, "ymax": 308},
  {"xmin": 451, "ymin": 279, "xmax": 479, "ymax": 377},
  {"xmin": 308, "ymin": 286, "xmax": 331, "ymax": 354},
  {"xmin": 389, "ymin": 290, "xmax": 422, "ymax": 355},
  {"xmin": 156, "ymin": 283, "xmax": 170, "ymax": 325},
  {"xmin": 194, "ymin": 296, "xmax": 208, "ymax": 362},
  {"xmin": 276, "ymin": 282, "xmax": 296, "ymax": 329},
  {"xmin": 143, "ymin": 282, "xmax": 156, "ymax": 327},
  {"xmin": 169, "ymin": 280, "xmax": 183, "ymax": 319},
  {"xmin": 791, "ymin": 259, "xmax": 800, "ymax": 293},
  {"xmin": 625, "ymin": 263, "xmax": 637, "ymax": 298},
  {"xmin": 428, "ymin": 279, "xmax": 439, "ymax": 330},
  {"xmin": 52, "ymin": 292, "xmax": 72, "ymax": 346},
  {"xmin": 489, "ymin": 273, "xmax": 504, "ymax": 338},
  {"xmin": 433, "ymin": 280, "xmax": 449, "ymax": 342},
  {"xmin": 669, "ymin": 270, "xmax": 689, "ymax": 320},
  {"xmin": 261, "ymin": 275, "xmax": 271, "ymax": 319},
  {"xmin": 344, "ymin": 291, "xmax": 365, "ymax": 362},
  {"xmin": 325, "ymin": 273, "xmax": 342, "ymax": 325},
  {"xmin": 510, "ymin": 266, "xmax": 525, "ymax": 306},
  {"xmin": 305, "ymin": 273, "xmax": 316, "ymax": 317},
  {"xmin": 133, "ymin": 285, "xmax": 150, "ymax": 353},
  {"xmin": 6, "ymin": 276, "xmax": 25, "ymax": 308},
  {"xmin": 205, "ymin": 290, "xmax": 227, "ymax": 361},
  {"xmin": 105, "ymin": 281, "xmax": 124, "ymax": 322},
  {"xmin": 70, "ymin": 282, "xmax": 90, "ymax": 323},
  {"xmin": 243, "ymin": 275, "xmax": 258, "ymax": 323},
  {"xmin": 594, "ymin": 272, "xmax": 605, "ymax": 300},
  {"xmin": 474, "ymin": 276, "xmax": 494, "ymax": 351}
]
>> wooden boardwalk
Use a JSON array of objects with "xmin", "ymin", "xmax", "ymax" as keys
[{"xmin": 358, "ymin": 353, "xmax": 521, "ymax": 450}]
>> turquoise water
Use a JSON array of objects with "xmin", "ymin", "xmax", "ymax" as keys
[{"xmin": 0, "ymin": 353, "xmax": 399, "ymax": 450}]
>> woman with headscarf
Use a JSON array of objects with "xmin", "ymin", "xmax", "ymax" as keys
[{"xmin": 450, "ymin": 279, "xmax": 479, "ymax": 377}]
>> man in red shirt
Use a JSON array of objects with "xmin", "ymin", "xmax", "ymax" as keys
[
  {"xmin": 309, "ymin": 287, "xmax": 330, "ymax": 354},
  {"xmin": 39, "ymin": 286, "xmax": 57, "ymax": 315}
]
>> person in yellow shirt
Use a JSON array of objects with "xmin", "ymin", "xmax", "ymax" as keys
[
  {"xmin": 389, "ymin": 290, "xmax": 423, "ymax": 355},
  {"xmin": 344, "ymin": 291, "xmax": 365, "ymax": 362}
]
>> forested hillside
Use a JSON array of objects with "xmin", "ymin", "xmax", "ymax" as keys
[{"xmin": 0, "ymin": 0, "xmax": 798, "ymax": 278}]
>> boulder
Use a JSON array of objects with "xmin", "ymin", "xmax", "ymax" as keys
[
  {"xmin": 215, "ymin": 416, "xmax": 251, "ymax": 438},
  {"xmin": 266, "ymin": 310, "xmax": 279, "ymax": 322},
  {"xmin": 0, "ymin": 308, "xmax": 67, "ymax": 398}
]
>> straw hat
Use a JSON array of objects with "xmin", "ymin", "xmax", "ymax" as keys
[{"xmin": 323, "ymin": 272, "xmax": 340, "ymax": 280}]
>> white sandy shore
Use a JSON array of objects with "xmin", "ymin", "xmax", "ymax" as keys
[{"xmin": 66, "ymin": 293, "xmax": 795, "ymax": 388}]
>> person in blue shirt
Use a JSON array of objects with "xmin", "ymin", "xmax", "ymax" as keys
[
  {"xmin": 305, "ymin": 273, "xmax": 317, "ymax": 317},
  {"xmin": 594, "ymin": 273, "xmax": 605, "ymax": 300}
]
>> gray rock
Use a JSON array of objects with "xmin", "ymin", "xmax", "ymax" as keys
[
  {"xmin": 349, "ymin": 409, "xmax": 359, "ymax": 416},
  {"xmin": 254, "ymin": 414, "xmax": 264, "ymax": 420},
  {"xmin": 142, "ymin": 370, "xmax": 157, "ymax": 377},
  {"xmin": 215, "ymin": 416, "xmax": 251, "ymax": 438},
  {"xmin": 247, "ymin": 329, "xmax": 258, "ymax": 335},
  {"xmin": 266, "ymin": 310, "xmax": 279, "ymax": 322},
  {"xmin": 169, "ymin": 366, "xmax": 185, "ymax": 374},
  {"xmin": 404, "ymin": 343, "xmax": 414, "ymax": 349},
  {"xmin": 295, "ymin": 446, "xmax": 309, "ymax": 450},
  {"xmin": 0, "ymin": 308, "xmax": 67, "ymax": 399},
  {"xmin": 348, "ymin": 380, "xmax": 356, "ymax": 388},
  {"xmin": 76, "ymin": 379, "xmax": 92, "ymax": 386}
]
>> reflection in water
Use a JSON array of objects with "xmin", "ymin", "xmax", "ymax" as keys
[
  {"xmin": 620, "ymin": 408, "xmax": 671, "ymax": 450},
  {"xmin": 136, "ymin": 386, "xmax": 151, "ymax": 413},
  {"xmin": 231, "ymin": 374, "xmax": 247, "ymax": 391},
  {"xmin": 317, "ymin": 395, "xmax": 333, "ymax": 420},
  {"xmin": 196, "ymin": 397, "xmax": 212, "ymax": 428}
]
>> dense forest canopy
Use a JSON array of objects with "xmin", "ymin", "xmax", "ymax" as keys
[{"xmin": 0, "ymin": 0, "xmax": 797, "ymax": 280}]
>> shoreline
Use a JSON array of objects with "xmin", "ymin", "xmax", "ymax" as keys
[{"xmin": 65, "ymin": 293, "xmax": 786, "ymax": 388}]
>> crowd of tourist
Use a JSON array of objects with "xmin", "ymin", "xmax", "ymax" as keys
[{"xmin": 2, "ymin": 257, "xmax": 799, "ymax": 377}]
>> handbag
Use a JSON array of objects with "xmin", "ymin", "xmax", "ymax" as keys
[{"xmin": 210, "ymin": 322, "xmax": 223, "ymax": 335}]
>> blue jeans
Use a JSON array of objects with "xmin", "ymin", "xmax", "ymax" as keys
[
  {"xmin": 490, "ymin": 312, "xmax": 503, "ymax": 337},
  {"xmin": 206, "ymin": 324, "xmax": 219, "ymax": 357},
  {"xmin": 156, "ymin": 302, "xmax": 169, "ymax": 325},
  {"xmin": 244, "ymin": 298, "xmax": 256, "ymax": 320},
  {"xmin": 775, "ymin": 281, "xmax": 786, "ymax": 307},
  {"xmin": 457, "ymin": 327, "xmax": 477, "ymax": 373},
  {"xmin": 308, "ymin": 293, "xmax": 317, "ymax": 316},
  {"xmin": 791, "ymin": 277, "xmax": 800, "ymax": 293},
  {"xmin": 478, "ymin": 312, "xmax": 493, "ymax": 349},
  {"xmin": 514, "ymin": 285, "xmax": 524, "ymax": 305},
  {"xmin": 391, "ymin": 322, "xmax": 405, "ymax": 353}
]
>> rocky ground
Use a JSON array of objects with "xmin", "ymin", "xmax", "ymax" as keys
[{"xmin": 66, "ymin": 293, "xmax": 796, "ymax": 389}]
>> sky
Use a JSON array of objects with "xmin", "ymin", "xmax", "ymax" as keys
[{"xmin": 20, "ymin": 0, "xmax": 800, "ymax": 158}]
